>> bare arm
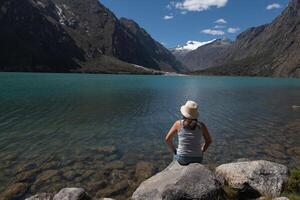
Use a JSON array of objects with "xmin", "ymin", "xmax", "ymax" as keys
[
  {"xmin": 201, "ymin": 122, "xmax": 212, "ymax": 152},
  {"xmin": 165, "ymin": 120, "xmax": 180, "ymax": 154}
]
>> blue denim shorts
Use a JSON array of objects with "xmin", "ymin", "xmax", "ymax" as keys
[{"xmin": 173, "ymin": 154, "xmax": 203, "ymax": 166}]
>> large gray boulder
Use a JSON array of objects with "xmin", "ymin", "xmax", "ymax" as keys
[
  {"xmin": 132, "ymin": 161, "xmax": 223, "ymax": 200},
  {"xmin": 53, "ymin": 188, "xmax": 90, "ymax": 200},
  {"xmin": 216, "ymin": 160, "xmax": 288, "ymax": 198}
]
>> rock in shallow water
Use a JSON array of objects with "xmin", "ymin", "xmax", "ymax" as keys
[
  {"xmin": 273, "ymin": 197, "xmax": 289, "ymax": 200},
  {"xmin": 53, "ymin": 188, "xmax": 90, "ymax": 200},
  {"xmin": 132, "ymin": 161, "xmax": 223, "ymax": 200},
  {"xmin": 255, "ymin": 197, "xmax": 290, "ymax": 200},
  {"xmin": 104, "ymin": 161, "xmax": 125, "ymax": 171},
  {"xmin": 16, "ymin": 162, "xmax": 38, "ymax": 173},
  {"xmin": 95, "ymin": 146, "xmax": 117, "ymax": 155},
  {"xmin": 25, "ymin": 193, "xmax": 52, "ymax": 200},
  {"xmin": 135, "ymin": 161, "xmax": 156, "ymax": 182},
  {"xmin": 2, "ymin": 182, "xmax": 29, "ymax": 200},
  {"xmin": 216, "ymin": 160, "xmax": 288, "ymax": 198},
  {"xmin": 97, "ymin": 180, "xmax": 129, "ymax": 197}
]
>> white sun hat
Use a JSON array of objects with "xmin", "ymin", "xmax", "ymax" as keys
[{"xmin": 180, "ymin": 100, "xmax": 199, "ymax": 119}]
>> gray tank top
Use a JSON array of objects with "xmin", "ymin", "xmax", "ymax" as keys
[{"xmin": 177, "ymin": 120, "xmax": 203, "ymax": 157}]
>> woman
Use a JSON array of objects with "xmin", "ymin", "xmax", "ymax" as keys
[{"xmin": 165, "ymin": 100, "xmax": 212, "ymax": 165}]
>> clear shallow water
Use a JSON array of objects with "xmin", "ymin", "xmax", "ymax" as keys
[{"xmin": 0, "ymin": 73, "xmax": 300, "ymax": 199}]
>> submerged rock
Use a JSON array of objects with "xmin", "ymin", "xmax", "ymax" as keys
[
  {"xmin": 95, "ymin": 146, "xmax": 117, "ymax": 155},
  {"xmin": 2, "ymin": 182, "xmax": 29, "ymax": 200},
  {"xmin": 16, "ymin": 162, "xmax": 38, "ymax": 173},
  {"xmin": 32, "ymin": 170, "xmax": 62, "ymax": 191},
  {"xmin": 132, "ymin": 161, "xmax": 223, "ymax": 200},
  {"xmin": 255, "ymin": 197, "xmax": 290, "ymax": 200},
  {"xmin": 273, "ymin": 197, "xmax": 289, "ymax": 200},
  {"xmin": 135, "ymin": 161, "xmax": 155, "ymax": 182},
  {"xmin": 63, "ymin": 170, "xmax": 82, "ymax": 181},
  {"xmin": 15, "ymin": 169, "xmax": 40, "ymax": 183},
  {"xmin": 104, "ymin": 161, "xmax": 125, "ymax": 171},
  {"xmin": 25, "ymin": 193, "xmax": 52, "ymax": 200},
  {"xmin": 97, "ymin": 180, "xmax": 129, "ymax": 197},
  {"xmin": 53, "ymin": 188, "xmax": 90, "ymax": 200},
  {"xmin": 216, "ymin": 160, "xmax": 288, "ymax": 198},
  {"xmin": 86, "ymin": 180, "xmax": 107, "ymax": 191}
]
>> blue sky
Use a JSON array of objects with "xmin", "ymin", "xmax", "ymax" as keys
[{"xmin": 100, "ymin": 0, "xmax": 288, "ymax": 48}]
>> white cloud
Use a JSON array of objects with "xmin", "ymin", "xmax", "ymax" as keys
[
  {"xmin": 175, "ymin": 0, "xmax": 228, "ymax": 12},
  {"xmin": 167, "ymin": 1, "xmax": 176, "ymax": 10},
  {"xmin": 266, "ymin": 3, "xmax": 281, "ymax": 10},
  {"xmin": 214, "ymin": 18, "xmax": 227, "ymax": 24},
  {"xmin": 164, "ymin": 15, "xmax": 174, "ymax": 20},
  {"xmin": 166, "ymin": 4, "xmax": 172, "ymax": 9},
  {"xmin": 181, "ymin": 11, "xmax": 188, "ymax": 15},
  {"xmin": 201, "ymin": 29, "xmax": 225, "ymax": 35},
  {"xmin": 227, "ymin": 27, "xmax": 240, "ymax": 33},
  {"xmin": 214, "ymin": 25, "xmax": 225, "ymax": 29}
]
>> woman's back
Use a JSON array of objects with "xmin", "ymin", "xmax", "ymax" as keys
[
  {"xmin": 165, "ymin": 100, "xmax": 212, "ymax": 165},
  {"xmin": 177, "ymin": 120, "xmax": 203, "ymax": 157}
]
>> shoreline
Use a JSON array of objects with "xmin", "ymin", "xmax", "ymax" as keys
[
  {"xmin": 12, "ymin": 159, "xmax": 300, "ymax": 200},
  {"xmin": 1, "ymin": 70, "xmax": 300, "ymax": 79},
  {"xmin": 1, "ymin": 146, "xmax": 299, "ymax": 200}
]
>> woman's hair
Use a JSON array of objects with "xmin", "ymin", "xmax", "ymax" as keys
[{"xmin": 182, "ymin": 116, "xmax": 198, "ymax": 130}]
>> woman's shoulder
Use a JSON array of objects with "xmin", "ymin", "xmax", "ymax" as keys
[
  {"xmin": 175, "ymin": 120, "xmax": 182, "ymax": 130},
  {"xmin": 175, "ymin": 120, "xmax": 182, "ymax": 126}
]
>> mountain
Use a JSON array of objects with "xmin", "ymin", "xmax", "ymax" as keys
[
  {"xmin": 175, "ymin": 38, "xmax": 232, "ymax": 71},
  {"xmin": 195, "ymin": 0, "xmax": 300, "ymax": 77},
  {"xmin": 170, "ymin": 40, "xmax": 216, "ymax": 59},
  {"xmin": 119, "ymin": 18, "xmax": 182, "ymax": 72},
  {"xmin": 0, "ymin": 0, "xmax": 182, "ymax": 73}
]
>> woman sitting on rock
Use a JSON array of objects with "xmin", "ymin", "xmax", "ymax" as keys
[{"xmin": 165, "ymin": 100, "xmax": 212, "ymax": 165}]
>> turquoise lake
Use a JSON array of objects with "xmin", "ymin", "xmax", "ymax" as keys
[{"xmin": 0, "ymin": 72, "xmax": 299, "ymax": 199}]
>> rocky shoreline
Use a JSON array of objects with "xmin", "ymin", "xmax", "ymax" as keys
[
  {"xmin": 20, "ymin": 159, "xmax": 297, "ymax": 200},
  {"xmin": 1, "ymin": 142, "xmax": 300, "ymax": 200}
]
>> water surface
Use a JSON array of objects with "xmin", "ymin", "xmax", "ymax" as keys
[{"xmin": 0, "ymin": 73, "xmax": 299, "ymax": 199}]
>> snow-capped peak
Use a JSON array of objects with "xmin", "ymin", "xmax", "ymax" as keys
[{"xmin": 174, "ymin": 39, "xmax": 216, "ymax": 52}]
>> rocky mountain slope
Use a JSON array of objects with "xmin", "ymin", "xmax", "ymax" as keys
[
  {"xmin": 119, "ymin": 18, "xmax": 182, "ymax": 72},
  {"xmin": 176, "ymin": 38, "xmax": 232, "ymax": 71},
  {"xmin": 195, "ymin": 0, "xmax": 300, "ymax": 77},
  {"xmin": 0, "ymin": 0, "xmax": 182, "ymax": 73}
]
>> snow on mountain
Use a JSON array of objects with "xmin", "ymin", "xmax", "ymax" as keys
[{"xmin": 171, "ymin": 40, "xmax": 216, "ymax": 53}]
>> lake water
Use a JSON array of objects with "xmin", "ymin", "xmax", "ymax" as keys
[{"xmin": 0, "ymin": 72, "xmax": 299, "ymax": 199}]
